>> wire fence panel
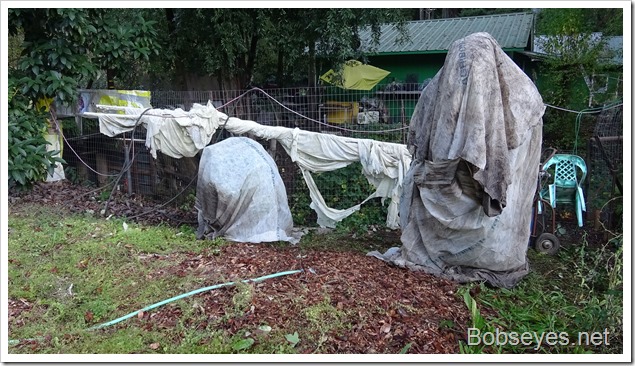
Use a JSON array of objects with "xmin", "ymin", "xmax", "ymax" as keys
[
  {"xmin": 61, "ymin": 87, "xmax": 623, "ymax": 230},
  {"xmin": 62, "ymin": 85, "xmax": 419, "ymax": 228},
  {"xmin": 586, "ymin": 106, "xmax": 623, "ymax": 229}
]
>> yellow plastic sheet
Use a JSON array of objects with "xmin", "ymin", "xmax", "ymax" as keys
[{"xmin": 320, "ymin": 60, "xmax": 390, "ymax": 90}]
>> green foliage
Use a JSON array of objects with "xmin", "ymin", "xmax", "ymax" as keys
[
  {"xmin": 290, "ymin": 162, "xmax": 388, "ymax": 232},
  {"xmin": 9, "ymin": 8, "xmax": 160, "ymax": 104},
  {"xmin": 285, "ymin": 332, "xmax": 300, "ymax": 347},
  {"xmin": 158, "ymin": 9, "xmax": 409, "ymax": 89},
  {"xmin": 458, "ymin": 8, "xmax": 531, "ymax": 17},
  {"xmin": 536, "ymin": 8, "xmax": 623, "ymax": 36},
  {"xmin": 458, "ymin": 234, "xmax": 623, "ymax": 354},
  {"xmin": 10, "ymin": 9, "xmax": 98, "ymax": 106},
  {"xmin": 399, "ymin": 342, "xmax": 413, "ymax": 354},
  {"xmin": 532, "ymin": 8, "xmax": 623, "ymax": 152},
  {"xmin": 8, "ymin": 77, "xmax": 64, "ymax": 190},
  {"xmin": 8, "ymin": 9, "xmax": 161, "ymax": 191},
  {"xmin": 231, "ymin": 337, "xmax": 255, "ymax": 351},
  {"xmin": 90, "ymin": 11, "xmax": 160, "ymax": 69},
  {"xmin": 457, "ymin": 286, "xmax": 501, "ymax": 354}
]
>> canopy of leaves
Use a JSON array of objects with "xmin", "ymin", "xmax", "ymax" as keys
[
  {"xmin": 9, "ymin": 8, "xmax": 160, "ymax": 106},
  {"xmin": 8, "ymin": 8, "xmax": 160, "ymax": 189},
  {"xmin": 458, "ymin": 8, "xmax": 531, "ymax": 17},
  {"xmin": 156, "ymin": 8, "xmax": 410, "ymax": 89},
  {"xmin": 536, "ymin": 8, "xmax": 623, "ymax": 36},
  {"xmin": 533, "ymin": 8, "xmax": 623, "ymax": 152},
  {"xmin": 533, "ymin": 8, "xmax": 622, "ymax": 72}
]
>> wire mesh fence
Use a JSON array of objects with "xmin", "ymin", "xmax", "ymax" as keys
[
  {"xmin": 61, "ymin": 85, "xmax": 421, "ymax": 228},
  {"xmin": 59, "ymin": 87, "xmax": 623, "ymax": 230},
  {"xmin": 586, "ymin": 105, "xmax": 623, "ymax": 229}
]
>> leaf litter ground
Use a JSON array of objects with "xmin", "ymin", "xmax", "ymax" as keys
[{"xmin": 8, "ymin": 181, "xmax": 475, "ymax": 353}]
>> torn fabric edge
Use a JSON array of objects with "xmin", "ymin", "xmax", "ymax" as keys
[{"xmin": 83, "ymin": 104, "xmax": 412, "ymax": 229}]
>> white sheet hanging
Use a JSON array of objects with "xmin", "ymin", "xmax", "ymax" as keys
[{"xmin": 83, "ymin": 104, "xmax": 411, "ymax": 229}]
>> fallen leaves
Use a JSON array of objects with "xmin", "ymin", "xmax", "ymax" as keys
[
  {"xmin": 8, "ymin": 181, "xmax": 472, "ymax": 354},
  {"xmin": 76, "ymin": 258, "xmax": 90, "ymax": 270},
  {"xmin": 84, "ymin": 311, "xmax": 94, "ymax": 323}
]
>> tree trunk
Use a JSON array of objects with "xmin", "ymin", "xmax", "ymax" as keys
[
  {"xmin": 107, "ymin": 68, "xmax": 116, "ymax": 89},
  {"xmin": 276, "ymin": 46, "xmax": 284, "ymax": 88},
  {"xmin": 165, "ymin": 9, "xmax": 187, "ymax": 90},
  {"xmin": 308, "ymin": 42, "xmax": 316, "ymax": 87},
  {"xmin": 307, "ymin": 41, "xmax": 319, "ymax": 121},
  {"xmin": 247, "ymin": 10, "xmax": 262, "ymax": 88},
  {"xmin": 244, "ymin": 32, "xmax": 259, "ymax": 88}
]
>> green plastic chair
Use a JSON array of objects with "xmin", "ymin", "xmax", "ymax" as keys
[{"xmin": 540, "ymin": 154, "xmax": 587, "ymax": 227}]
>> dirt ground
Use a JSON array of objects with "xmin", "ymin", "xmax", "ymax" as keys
[
  {"xmin": 8, "ymin": 180, "xmax": 614, "ymax": 353},
  {"xmin": 8, "ymin": 181, "xmax": 473, "ymax": 353}
]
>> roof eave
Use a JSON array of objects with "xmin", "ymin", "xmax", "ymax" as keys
[{"xmin": 367, "ymin": 48, "xmax": 528, "ymax": 57}]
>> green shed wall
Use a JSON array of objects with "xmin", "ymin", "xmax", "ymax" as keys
[
  {"xmin": 367, "ymin": 51, "xmax": 534, "ymax": 123},
  {"xmin": 369, "ymin": 53, "xmax": 446, "ymax": 86}
]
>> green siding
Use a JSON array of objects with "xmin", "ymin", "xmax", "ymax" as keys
[
  {"xmin": 370, "ymin": 53, "xmax": 446, "ymax": 86},
  {"xmin": 367, "ymin": 54, "xmax": 446, "ymax": 122}
]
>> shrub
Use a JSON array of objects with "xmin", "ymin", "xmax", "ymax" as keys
[{"xmin": 8, "ymin": 76, "xmax": 65, "ymax": 190}]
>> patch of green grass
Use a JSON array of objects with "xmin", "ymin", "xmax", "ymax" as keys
[
  {"xmin": 297, "ymin": 227, "xmax": 399, "ymax": 254},
  {"xmin": 7, "ymin": 203, "xmax": 226, "ymax": 353},
  {"xmin": 8, "ymin": 203, "xmax": 320, "ymax": 354},
  {"xmin": 458, "ymin": 233, "xmax": 623, "ymax": 354},
  {"xmin": 301, "ymin": 295, "xmax": 348, "ymax": 353}
]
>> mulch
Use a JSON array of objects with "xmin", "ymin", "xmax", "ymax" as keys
[{"xmin": 8, "ymin": 181, "xmax": 472, "ymax": 354}]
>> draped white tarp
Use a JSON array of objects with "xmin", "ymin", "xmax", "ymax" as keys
[
  {"xmin": 368, "ymin": 32, "xmax": 546, "ymax": 288},
  {"xmin": 196, "ymin": 136, "xmax": 299, "ymax": 244},
  {"xmin": 84, "ymin": 104, "xmax": 411, "ymax": 230}
]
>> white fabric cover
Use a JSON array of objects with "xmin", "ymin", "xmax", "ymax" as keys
[
  {"xmin": 84, "ymin": 104, "xmax": 411, "ymax": 229},
  {"xmin": 195, "ymin": 137, "xmax": 298, "ymax": 244},
  {"xmin": 369, "ymin": 32, "xmax": 545, "ymax": 288}
]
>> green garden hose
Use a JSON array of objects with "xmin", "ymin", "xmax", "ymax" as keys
[{"xmin": 9, "ymin": 269, "xmax": 304, "ymax": 346}]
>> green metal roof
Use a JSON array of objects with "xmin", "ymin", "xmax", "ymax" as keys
[{"xmin": 360, "ymin": 12, "xmax": 535, "ymax": 55}]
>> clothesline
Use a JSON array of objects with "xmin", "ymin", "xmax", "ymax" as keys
[{"xmin": 84, "ymin": 102, "xmax": 411, "ymax": 229}]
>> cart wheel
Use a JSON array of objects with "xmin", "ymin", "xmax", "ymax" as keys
[{"xmin": 535, "ymin": 233, "xmax": 560, "ymax": 255}]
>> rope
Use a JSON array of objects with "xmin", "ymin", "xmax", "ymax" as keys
[
  {"xmin": 544, "ymin": 101, "xmax": 623, "ymax": 115},
  {"xmin": 543, "ymin": 100, "xmax": 623, "ymax": 155},
  {"xmin": 51, "ymin": 112, "xmax": 119, "ymax": 178},
  {"xmin": 102, "ymin": 108, "xmax": 153, "ymax": 217},
  {"xmin": 213, "ymin": 87, "xmax": 410, "ymax": 134}
]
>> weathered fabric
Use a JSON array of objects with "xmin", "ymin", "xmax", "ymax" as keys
[
  {"xmin": 369, "ymin": 32, "xmax": 545, "ymax": 288},
  {"xmin": 195, "ymin": 137, "xmax": 298, "ymax": 244},
  {"xmin": 84, "ymin": 104, "xmax": 411, "ymax": 229}
]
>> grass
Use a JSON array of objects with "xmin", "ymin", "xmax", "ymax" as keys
[
  {"xmin": 6, "ymin": 203, "xmax": 354, "ymax": 354},
  {"xmin": 458, "ymin": 233, "xmax": 623, "ymax": 354},
  {"xmin": 295, "ymin": 226, "xmax": 400, "ymax": 254},
  {"xmin": 302, "ymin": 295, "xmax": 348, "ymax": 353},
  {"xmin": 8, "ymin": 203, "xmax": 228, "ymax": 353},
  {"xmin": 8, "ymin": 202, "xmax": 623, "ymax": 355}
]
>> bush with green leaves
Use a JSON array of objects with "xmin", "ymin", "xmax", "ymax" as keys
[
  {"xmin": 8, "ymin": 9, "xmax": 160, "ymax": 191},
  {"xmin": 8, "ymin": 77, "xmax": 64, "ymax": 190},
  {"xmin": 291, "ymin": 163, "xmax": 389, "ymax": 232}
]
